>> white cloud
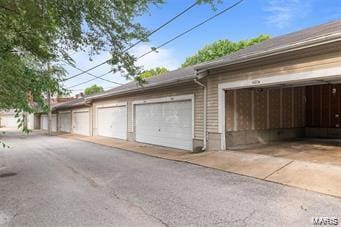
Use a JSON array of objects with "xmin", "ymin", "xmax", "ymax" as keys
[
  {"xmin": 131, "ymin": 44, "xmax": 180, "ymax": 71},
  {"xmin": 264, "ymin": 0, "xmax": 312, "ymax": 29}
]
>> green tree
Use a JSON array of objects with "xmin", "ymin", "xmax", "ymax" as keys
[
  {"xmin": 0, "ymin": 0, "xmax": 217, "ymax": 146},
  {"xmin": 84, "ymin": 85, "xmax": 104, "ymax": 96},
  {"xmin": 1, "ymin": 0, "xmax": 164, "ymax": 117},
  {"xmin": 0, "ymin": 1, "xmax": 217, "ymax": 115},
  {"xmin": 181, "ymin": 34, "xmax": 271, "ymax": 67},
  {"xmin": 135, "ymin": 67, "xmax": 169, "ymax": 82}
]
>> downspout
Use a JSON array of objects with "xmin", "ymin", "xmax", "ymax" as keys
[{"xmin": 193, "ymin": 78, "xmax": 207, "ymax": 151}]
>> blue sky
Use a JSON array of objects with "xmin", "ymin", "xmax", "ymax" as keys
[{"xmin": 64, "ymin": 0, "xmax": 341, "ymax": 94}]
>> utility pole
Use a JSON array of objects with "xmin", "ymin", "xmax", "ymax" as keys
[{"xmin": 47, "ymin": 62, "xmax": 52, "ymax": 136}]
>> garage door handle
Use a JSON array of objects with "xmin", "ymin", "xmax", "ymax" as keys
[{"xmin": 158, "ymin": 129, "xmax": 161, "ymax": 132}]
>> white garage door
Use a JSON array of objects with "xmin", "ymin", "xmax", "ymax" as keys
[
  {"xmin": 1, "ymin": 115, "xmax": 17, "ymax": 128},
  {"xmin": 27, "ymin": 113, "xmax": 35, "ymax": 130},
  {"xmin": 72, "ymin": 110, "xmax": 90, "ymax": 136},
  {"xmin": 52, "ymin": 114, "xmax": 57, "ymax": 132},
  {"xmin": 97, "ymin": 106, "xmax": 127, "ymax": 139},
  {"xmin": 135, "ymin": 100, "xmax": 192, "ymax": 150},
  {"xmin": 41, "ymin": 114, "xmax": 57, "ymax": 131},
  {"xmin": 41, "ymin": 114, "xmax": 48, "ymax": 130},
  {"xmin": 58, "ymin": 112, "xmax": 71, "ymax": 132}
]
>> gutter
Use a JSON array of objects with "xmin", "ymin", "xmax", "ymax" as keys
[{"xmin": 193, "ymin": 77, "xmax": 207, "ymax": 151}]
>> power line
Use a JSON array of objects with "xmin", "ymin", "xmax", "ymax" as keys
[
  {"xmin": 66, "ymin": 0, "xmax": 245, "ymax": 89},
  {"xmin": 70, "ymin": 86, "xmax": 116, "ymax": 91},
  {"xmin": 67, "ymin": 70, "xmax": 114, "ymax": 89},
  {"xmin": 63, "ymin": 1, "xmax": 198, "ymax": 82},
  {"xmin": 138, "ymin": 0, "xmax": 245, "ymax": 59},
  {"xmin": 61, "ymin": 59, "xmax": 122, "ymax": 86}
]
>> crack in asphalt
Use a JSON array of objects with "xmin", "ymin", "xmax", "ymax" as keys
[
  {"xmin": 215, "ymin": 209, "xmax": 256, "ymax": 226},
  {"xmin": 43, "ymin": 148, "xmax": 99, "ymax": 188},
  {"xmin": 110, "ymin": 190, "xmax": 169, "ymax": 227},
  {"xmin": 43, "ymin": 148, "xmax": 168, "ymax": 227}
]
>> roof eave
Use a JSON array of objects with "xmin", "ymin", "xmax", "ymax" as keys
[
  {"xmin": 194, "ymin": 33, "xmax": 341, "ymax": 73},
  {"xmin": 85, "ymin": 76, "xmax": 196, "ymax": 102}
]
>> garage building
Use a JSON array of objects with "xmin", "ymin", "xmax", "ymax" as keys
[{"xmin": 53, "ymin": 20, "xmax": 341, "ymax": 152}]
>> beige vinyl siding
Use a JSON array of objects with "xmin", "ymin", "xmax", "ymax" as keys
[
  {"xmin": 206, "ymin": 50, "xmax": 341, "ymax": 133},
  {"xmin": 91, "ymin": 82, "xmax": 205, "ymax": 140}
]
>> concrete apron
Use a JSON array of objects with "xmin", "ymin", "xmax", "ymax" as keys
[{"xmin": 60, "ymin": 134, "xmax": 341, "ymax": 199}]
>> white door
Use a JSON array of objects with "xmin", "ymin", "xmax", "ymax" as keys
[
  {"xmin": 40, "ymin": 114, "xmax": 57, "ymax": 131},
  {"xmin": 97, "ymin": 106, "xmax": 127, "ymax": 139},
  {"xmin": 1, "ymin": 115, "xmax": 17, "ymax": 128},
  {"xmin": 27, "ymin": 113, "xmax": 35, "ymax": 130},
  {"xmin": 58, "ymin": 112, "xmax": 71, "ymax": 132},
  {"xmin": 52, "ymin": 114, "xmax": 57, "ymax": 132},
  {"xmin": 135, "ymin": 100, "xmax": 192, "ymax": 150},
  {"xmin": 41, "ymin": 114, "xmax": 48, "ymax": 130},
  {"xmin": 72, "ymin": 110, "xmax": 90, "ymax": 136}
]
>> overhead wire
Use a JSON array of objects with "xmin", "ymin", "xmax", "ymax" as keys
[
  {"xmin": 63, "ymin": 1, "xmax": 199, "ymax": 81},
  {"xmin": 66, "ymin": 0, "xmax": 245, "ymax": 89}
]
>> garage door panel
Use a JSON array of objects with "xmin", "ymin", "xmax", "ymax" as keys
[
  {"xmin": 97, "ymin": 106, "xmax": 127, "ymax": 140},
  {"xmin": 73, "ymin": 111, "xmax": 90, "ymax": 136},
  {"xmin": 135, "ymin": 100, "xmax": 192, "ymax": 150},
  {"xmin": 41, "ymin": 114, "xmax": 57, "ymax": 131},
  {"xmin": 41, "ymin": 115, "xmax": 48, "ymax": 130},
  {"xmin": 59, "ymin": 112, "xmax": 71, "ymax": 132},
  {"xmin": 52, "ymin": 115, "xmax": 57, "ymax": 132}
]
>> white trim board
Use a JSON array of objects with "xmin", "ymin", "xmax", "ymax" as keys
[
  {"xmin": 219, "ymin": 66, "xmax": 341, "ymax": 91},
  {"xmin": 58, "ymin": 110, "xmax": 71, "ymax": 114},
  {"xmin": 217, "ymin": 66, "xmax": 341, "ymax": 150},
  {"xmin": 96, "ymin": 102, "xmax": 127, "ymax": 109},
  {"xmin": 72, "ymin": 107, "xmax": 90, "ymax": 113},
  {"xmin": 131, "ymin": 94, "xmax": 195, "ymax": 139}
]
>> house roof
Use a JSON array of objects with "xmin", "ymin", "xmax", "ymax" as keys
[
  {"xmin": 53, "ymin": 66, "xmax": 196, "ymax": 110},
  {"xmin": 52, "ymin": 97, "xmax": 88, "ymax": 110},
  {"xmin": 54, "ymin": 20, "xmax": 341, "ymax": 110},
  {"xmin": 82, "ymin": 66, "xmax": 196, "ymax": 100},
  {"xmin": 194, "ymin": 19, "xmax": 341, "ymax": 71}
]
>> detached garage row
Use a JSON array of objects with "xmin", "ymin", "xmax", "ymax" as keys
[
  {"xmin": 90, "ymin": 68, "xmax": 203, "ymax": 151},
  {"xmin": 53, "ymin": 67, "xmax": 204, "ymax": 151},
  {"xmin": 53, "ymin": 20, "xmax": 341, "ymax": 151}
]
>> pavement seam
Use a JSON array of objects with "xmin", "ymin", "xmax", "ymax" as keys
[{"xmin": 263, "ymin": 160, "xmax": 295, "ymax": 180}]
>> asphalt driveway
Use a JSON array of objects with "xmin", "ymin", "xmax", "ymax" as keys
[{"xmin": 1, "ymin": 130, "xmax": 341, "ymax": 226}]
